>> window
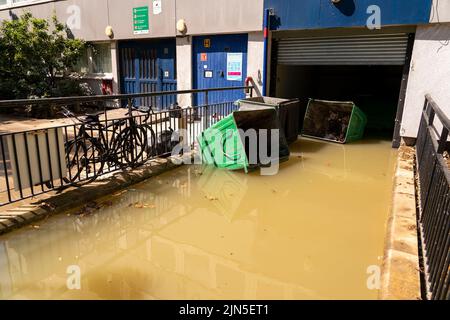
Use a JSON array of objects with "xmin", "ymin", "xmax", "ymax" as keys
[
  {"xmin": 74, "ymin": 43, "xmax": 112, "ymax": 76},
  {"xmin": 91, "ymin": 43, "xmax": 112, "ymax": 74}
]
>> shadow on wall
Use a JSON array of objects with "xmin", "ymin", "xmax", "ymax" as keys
[
  {"xmin": 415, "ymin": 23, "xmax": 450, "ymax": 43},
  {"xmin": 332, "ymin": 0, "xmax": 356, "ymax": 17}
]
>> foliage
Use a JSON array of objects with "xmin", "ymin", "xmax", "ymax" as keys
[{"xmin": 0, "ymin": 12, "xmax": 86, "ymax": 100}]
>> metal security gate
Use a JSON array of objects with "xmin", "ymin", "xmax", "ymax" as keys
[
  {"xmin": 276, "ymin": 33, "xmax": 409, "ymax": 65},
  {"xmin": 119, "ymin": 39, "xmax": 177, "ymax": 109}
]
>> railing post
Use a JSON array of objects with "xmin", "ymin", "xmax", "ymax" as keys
[
  {"xmin": 204, "ymin": 91, "xmax": 209, "ymax": 129},
  {"xmin": 437, "ymin": 127, "xmax": 449, "ymax": 154},
  {"xmin": 128, "ymin": 98, "xmax": 133, "ymax": 117},
  {"xmin": 429, "ymin": 108, "xmax": 436, "ymax": 127}
]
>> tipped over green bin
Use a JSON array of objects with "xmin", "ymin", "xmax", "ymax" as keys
[
  {"xmin": 302, "ymin": 99, "xmax": 367, "ymax": 144},
  {"xmin": 197, "ymin": 108, "xmax": 290, "ymax": 172},
  {"xmin": 198, "ymin": 114, "xmax": 249, "ymax": 172}
]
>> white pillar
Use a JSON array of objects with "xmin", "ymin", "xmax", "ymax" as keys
[
  {"xmin": 247, "ymin": 31, "xmax": 264, "ymax": 97},
  {"xmin": 176, "ymin": 36, "xmax": 193, "ymax": 107},
  {"xmin": 110, "ymin": 40, "xmax": 120, "ymax": 94}
]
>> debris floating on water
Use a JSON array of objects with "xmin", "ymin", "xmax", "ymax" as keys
[{"xmin": 133, "ymin": 202, "xmax": 156, "ymax": 209}]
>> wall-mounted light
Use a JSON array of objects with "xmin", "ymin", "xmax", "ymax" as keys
[
  {"xmin": 176, "ymin": 19, "xmax": 187, "ymax": 34},
  {"xmin": 105, "ymin": 26, "xmax": 114, "ymax": 39},
  {"xmin": 331, "ymin": 0, "xmax": 341, "ymax": 3}
]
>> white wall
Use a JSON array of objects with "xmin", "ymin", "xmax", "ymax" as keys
[
  {"xmin": 247, "ymin": 32, "xmax": 264, "ymax": 97},
  {"xmin": 430, "ymin": 0, "xmax": 450, "ymax": 23},
  {"xmin": 402, "ymin": 23, "xmax": 450, "ymax": 138}
]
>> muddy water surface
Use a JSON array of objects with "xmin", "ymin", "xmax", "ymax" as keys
[{"xmin": 0, "ymin": 138, "xmax": 397, "ymax": 300}]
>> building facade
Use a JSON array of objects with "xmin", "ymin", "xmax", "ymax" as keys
[
  {"xmin": 1, "ymin": 0, "xmax": 449, "ymax": 143},
  {"xmin": 0, "ymin": 0, "xmax": 265, "ymax": 108},
  {"xmin": 263, "ymin": 0, "xmax": 448, "ymax": 145}
]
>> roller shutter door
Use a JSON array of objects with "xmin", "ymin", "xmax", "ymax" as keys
[{"xmin": 276, "ymin": 33, "xmax": 409, "ymax": 65}]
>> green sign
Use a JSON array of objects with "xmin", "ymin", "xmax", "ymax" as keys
[{"xmin": 133, "ymin": 6, "xmax": 149, "ymax": 35}]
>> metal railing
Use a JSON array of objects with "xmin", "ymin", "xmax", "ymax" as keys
[
  {"xmin": 416, "ymin": 94, "xmax": 450, "ymax": 300},
  {"xmin": 0, "ymin": 86, "xmax": 253, "ymax": 207}
]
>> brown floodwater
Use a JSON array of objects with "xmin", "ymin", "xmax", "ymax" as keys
[{"xmin": 0, "ymin": 137, "xmax": 397, "ymax": 300}]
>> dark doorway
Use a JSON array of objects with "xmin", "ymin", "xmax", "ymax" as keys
[{"xmin": 273, "ymin": 64, "xmax": 404, "ymax": 139}]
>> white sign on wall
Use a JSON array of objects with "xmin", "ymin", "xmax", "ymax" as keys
[
  {"xmin": 226, "ymin": 53, "xmax": 243, "ymax": 81},
  {"xmin": 153, "ymin": 0, "xmax": 162, "ymax": 15}
]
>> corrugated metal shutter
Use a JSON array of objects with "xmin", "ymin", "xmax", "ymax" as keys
[{"xmin": 277, "ymin": 33, "xmax": 409, "ymax": 65}]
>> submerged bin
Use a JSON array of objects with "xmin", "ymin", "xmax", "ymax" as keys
[
  {"xmin": 302, "ymin": 99, "xmax": 367, "ymax": 144},
  {"xmin": 238, "ymin": 97, "xmax": 302, "ymax": 144},
  {"xmin": 197, "ymin": 108, "xmax": 290, "ymax": 173}
]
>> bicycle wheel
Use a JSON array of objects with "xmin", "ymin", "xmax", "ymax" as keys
[
  {"xmin": 115, "ymin": 125, "xmax": 148, "ymax": 167},
  {"xmin": 139, "ymin": 124, "xmax": 157, "ymax": 158},
  {"xmin": 65, "ymin": 137, "xmax": 105, "ymax": 184}
]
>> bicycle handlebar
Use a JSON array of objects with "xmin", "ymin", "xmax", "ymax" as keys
[{"xmin": 59, "ymin": 106, "xmax": 88, "ymax": 124}]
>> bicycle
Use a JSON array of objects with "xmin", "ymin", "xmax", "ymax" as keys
[{"xmin": 61, "ymin": 101, "xmax": 156, "ymax": 184}]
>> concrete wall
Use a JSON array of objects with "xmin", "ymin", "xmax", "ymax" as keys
[
  {"xmin": 402, "ymin": 23, "xmax": 450, "ymax": 138},
  {"xmin": 108, "ymin": 0, "xmax": 176, "ymax": 40},
  {"xmin": 175, "ymin": 0, "xmax": 263, "ymax": 36},
  {"xmin": 430, "ymin": 0, "xmax": 450, "ymax": 23},
  {"xmin": 0, "ymin": 0, "xmax": 177, "ymax": 41},
  {"xmin": 53, "ymin": 0, "xmax": 110, "ymax": 41},
  {"xmin": 0, "ymin": 0, "xmax": 110, "ymax": 41},
  {"xmin": 0, "ymin": 0, "xmax": 263, "ymax": 41}
]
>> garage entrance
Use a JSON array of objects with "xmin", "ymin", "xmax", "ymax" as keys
[{"xmin": 269, "ymin": 29, "xmax": 415, "ymax": 144}]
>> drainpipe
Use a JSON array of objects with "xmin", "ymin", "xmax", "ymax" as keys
[{"xmin": 262, "ymin": 8, "xmax": 273, "ymax": 97}]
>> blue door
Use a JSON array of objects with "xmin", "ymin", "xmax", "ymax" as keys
[
  {"xmin": 193, "ymin": 34, "xmax": 248, "ymax": 105},
  {"xmin": 119, "ymin": 39, "xmax": 177, "ymax": 109}
]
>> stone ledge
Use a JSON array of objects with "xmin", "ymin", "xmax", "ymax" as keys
[
  {"xmin": 0, "ymin": 157, "xmax": 186, "ymax": 235},
  {"xmin": 380, "ymin": 249, "xmax": 421, "ymax": 300},
  {"xmin": 379, "ymin": 145, "xmax": 421, "ymax": 300}
]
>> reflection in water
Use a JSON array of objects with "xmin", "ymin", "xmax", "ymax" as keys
[{"xmin": 0, "ymin": 138, "xmax": 397, "ymax": 300}]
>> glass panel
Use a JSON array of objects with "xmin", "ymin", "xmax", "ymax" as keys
[
  {"xmin": 73, "ymin": 50, "xmax": 89, "ymax": 74},
  {"xmin": 92, "ymin": 43, "xmax": 112, "ymax": 74}
]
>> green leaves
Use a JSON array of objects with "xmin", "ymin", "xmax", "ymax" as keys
[{"xmin": 0, "ymin": 12, "xmax": 86, "ymax": 99}]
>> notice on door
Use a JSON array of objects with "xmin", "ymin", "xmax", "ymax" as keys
[
  {"xmin": 226, "ymin": 53, "xmax": 243, "ymax": 81},
  {"xmin": 133, "ymin": 6, "xmax": 149, "ymax": 35}
]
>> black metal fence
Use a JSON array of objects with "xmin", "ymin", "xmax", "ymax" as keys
[
  {"xmin": 0, "ymin": 86, "xmax": 252, "ymax": 207},
  {"xmin": 416, "ymin": 94, "xmax": 450, "ymax": 300}
]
